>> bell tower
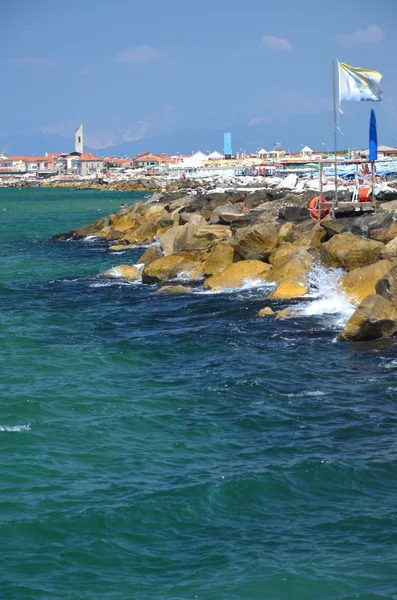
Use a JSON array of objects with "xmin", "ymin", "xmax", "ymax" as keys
[{"xmin": 74, "ymin": 124, "xmax": 83, "ymax": 154}]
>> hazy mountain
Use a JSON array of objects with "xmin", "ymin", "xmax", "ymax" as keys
[
  {"xmin": 96, "ymin": 112, "xmax": 387, "ymax": 157},
  {"xmin": 0, "ymin": 111, "xmax": 392, "ymax": 158}
]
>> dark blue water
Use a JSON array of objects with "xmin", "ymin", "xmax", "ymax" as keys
[{"xmin": 1, "ymin": 188, "xmax": 397, "ymax": 599}]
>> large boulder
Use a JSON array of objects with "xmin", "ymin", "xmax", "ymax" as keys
[
  {"xmin": 51, "ymin": 215, "xmax": 112, "ymax": 241},
  {"xmin": 244, "ymin": 190, "xmax": 274, "ymax": 209},
  {"xmin": 202, "ymin": 242, "xmax": 235, "ymax": 276},
  {"xmin": 120, "ymin": 222, "xmax": 158, "ymax": 245},
  {"xmin": 142, "ymin": 204, "xmax": 169, "ymax": 224},
  {"xmin": 339, "ymin": 294, "xmax": 397, "ymax": 341},
  {"xmin": 376, "ymin": 264, "xmax": 397, "ymax": 304},
  {"xmin": 183, "ymin": 225, "xmax": 232, "ymax": 251},
  {"xmin": 111, "ymin": 213, "xmax": 140, "ymax": 233},
  {"xmin": 268, "ymin": 282, "xmax": 308, "ymax": 300},
  {"xmin": 157, "ymin": 217, "xmax": 208, "ymax": 255},
  {"xmin": 320, "ymin": 212, "xmax": 395, "ymax": 240},
  {"xmin": 136, "ymin": 246, "xmax": 163, "ymax": 266},
  {"xmin": 370, "ymin": 221, "xmax": 397, "ymax": 244},
  {"xmin": 278, "ymin": 222, "xmax": 295, "ymax": 244},
  {"xmin": 232, "ymin": 223, "xmax": 279, "ymax": 261},
  {"xmin": 266, "ymin": 244, "xmax": 314, "ymax": 285},
  {"xmin": 142, "ymin": 255, "xmax": 202, "ymax": 284},
  {"xmin": 382, "ymin": 236, "xmax": 397, "ymax": 260},
  {"xmin": 96, "ymin": 226, "xmax": 124, "ymax": 241},
  {"xmin": 203, "ymin": 260, "xmax": 271, "ymax": 291},
  {"xmin": 338, "ymin": 260, "xmax": 393, "ymax": 304},
  {"xmin": 320, "ymin": 232, "xmax": 384, "ymax": 270},
  {"xmin": 99, "ymin": 265, "xmax": 141, "ymax": 281},
  {"xmin": 209, "ymin": 205, "xmax": 246, "ymax": 225},
  {"xmin": 157, "ymin": 225, "xmax": 185, "ymax": 255},
  {"xmin": 278, "ymin": 205, "xmax": 310, "ymax": 222}
]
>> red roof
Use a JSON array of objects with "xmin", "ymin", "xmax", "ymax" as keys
[{"xmin": 3, "ymin": 156, "xmax": 52, "ymax": 162}]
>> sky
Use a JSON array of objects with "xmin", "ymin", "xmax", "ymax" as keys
[{"xmin": 1, "ymin": 0, "xmax": 397, "ymax": 153}]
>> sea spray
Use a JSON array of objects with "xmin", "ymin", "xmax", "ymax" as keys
[{"xmin": 295, "ymin": 263, "xmax": 356, "ymax": 327}]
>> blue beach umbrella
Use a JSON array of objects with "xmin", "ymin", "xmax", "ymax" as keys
[{"xmin": 369, "ymin": 109, "xmax": 378, "ymax": 161}]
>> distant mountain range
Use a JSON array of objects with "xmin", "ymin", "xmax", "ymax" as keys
[{"xmin": 0, "ymin": 112, "xmax": 393, "ymax": 158}]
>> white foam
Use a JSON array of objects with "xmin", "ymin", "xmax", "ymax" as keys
[
  {"xmin": 90, "ymin": 280, "xmax": 140, "ymax": 288},
  {"xmin": 195, "ymin": 277, "xmax": 274, "ymax": 296},
  {"xmin": 0, "ymin": 424, "xmax": 30, "ymax": 432},
  {"xmin": 83, "ymin": 235, "xmax": 99, "ymax": 242},
  {"xmin": 294, "ymin": 263, "xmax": 356, "ymax": 327}
]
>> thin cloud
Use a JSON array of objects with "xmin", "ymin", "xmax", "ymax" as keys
[
  {"xmin": 1, "ymin": 56, "xmax": 59, "ymax": 67},
  {"xmin": 115, "ymin": 45, "xmax": 168, "ymax": 65},
  {"xmin": 338, "ymin": 25, "xmax": 385, "ymax": 44},
  {"xmin": 262, "ymin": 35, "xmax": 294, "ymax": 52}
]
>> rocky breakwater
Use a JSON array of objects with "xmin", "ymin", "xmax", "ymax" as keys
[{"xmin": 51, "ymin": 183, "xmax": 397, "ymax": 343}]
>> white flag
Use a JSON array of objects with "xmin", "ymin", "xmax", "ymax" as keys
[{"xmin": 339, "ymin": 61, "xmax": 383, "ymax": 102}]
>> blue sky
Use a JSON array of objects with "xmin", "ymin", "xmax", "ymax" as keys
[{"xmin": 1, "ymin": 0, "xmax": 396, "ymax": 152}]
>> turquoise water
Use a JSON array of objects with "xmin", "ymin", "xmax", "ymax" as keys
[{"xmin": 1, "ymin": 187, "xmax": 397, "ymax": 600}]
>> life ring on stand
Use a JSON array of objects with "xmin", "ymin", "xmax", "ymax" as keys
[
  {"xmin": 359, "ymin": 187, "xmax": 371, "ymax": 202},
  {"xmin": 309, "ymin": 196, "xmax": 330, "ymax": 220}
]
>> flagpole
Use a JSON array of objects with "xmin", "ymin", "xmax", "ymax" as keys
[{"xmin": 332, "ymin": 57, "xmax": 338, "ymax": 216}]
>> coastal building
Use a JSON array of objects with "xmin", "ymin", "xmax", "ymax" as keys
[
  {"xmin": 134, "ymin": 153, "xmax": 162, "ymax": 169},
  {"xmin": 359, "ymin": 145, "xmax": 397, "ymax": 159},
  {"xmin": 54, "ymin": 152, "xmax": 103, "ymax": 176},
  {"xmin": 300, "ymin": 146, "xmax": 313, "ymax": 158}
]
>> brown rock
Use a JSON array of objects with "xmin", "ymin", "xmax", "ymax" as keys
[
  {"xmin": 339, "ymin": 260, "xmax": 394, "ymax": 304},
  {"xmin": 320, "ymin": 232, "xmax": 384, "ymax": 270},
  {"xmin": 376, "ymin": 264, "xmax": 397, "ymax": 304},
  {"xmin": 232, "ymin": 223, "xmax": 279, "ymax": 261},
  {"xmin": 278, "ymin": 222, "xmax": 294, "ymax": 243},
  {"xmin": 97, "ymin": 226, "xmax": 124, "ymax": 241},
  {"xmin": 142, "ymin": 255, "xmax": 201, "ymax": 284},
  {"xmin": 143, "ymin": 204, "xmax": 169, "ymax": 223},
  {"xmin": 158, "ymin": 285, "xmax": 192, "ymax": 294},
  {"xmin": 203, "ymin": 260, "xmax": 271, "ymax": 291},
  {"xmin": 202, "ymin": 242, "xmax": 235, "ymax": 276},
  {"xmin": 369, "ymin": 221, "xmax": 397, "ymax": 244},
  {"xmin": 339, "ymin": 294, "xmax": 397, "ymax": 341},
  {"xmin": 269, "ymin": 282, "xmax": 308, "ymax": 300},
  {"xmin": 266, "ymin": 244, "xmax": 314, "ymax": 285},
  {"xmin": 184, "ymin": 225, "xmax": 232, "ymax": 251},
  {"xmin": 381, "ymin": 236, "xmax": 397, "ymax": 260},
  {"xmin": 157, "ymin": 225, "xmax": 185, "ymax": 255},
  {"xmin": 111, "ymin": 213, "xmax": 140, "ymax": 232},
  {"xmin": 257, "ymin": 307, "xmax": 275, "ymax": 317},
  {"xmin": 99, "ymin": 265, "xmax": 141, "ymax": 281},
  {"xmin": 108, "ymin": 244, "xmax": 135, "ymax": 252},
  {"xmin": 120, "ymin": 222, "xmax": 157, "ymax": 245},
  {"xmin": 293, "ymin": 223, "xmax": 328, "ymax": 249},
  {"xmin": 136, "ymin": 246, "xmax": 163, "ymax": 265}
]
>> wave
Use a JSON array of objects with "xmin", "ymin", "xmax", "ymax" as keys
[
  {"xmin": 0, "ymin": 424, "xmax": 30, "ymax": 432},
  {"xmin": 294, "ymin": 264, "xmax": 356, "ymax": 328}
]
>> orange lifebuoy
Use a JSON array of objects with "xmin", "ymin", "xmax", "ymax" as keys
[
  {"xmin": 309, "ymin": 196, "xmax": 330, "ymax": 220},
  {"xmin": 359, "ymin": 187, "xmax": 371, "ymax": 202}
]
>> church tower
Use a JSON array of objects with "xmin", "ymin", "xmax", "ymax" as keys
[{"xmin": 74, "ymin": 124, "xmax": 83, "ymax": 154}]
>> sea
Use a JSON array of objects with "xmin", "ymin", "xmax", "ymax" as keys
[{"xmin": 1, "ymin": 187, "xmax": 397, "ymax": 600}]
